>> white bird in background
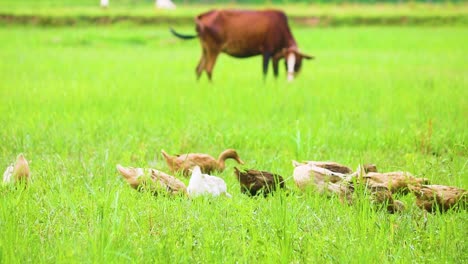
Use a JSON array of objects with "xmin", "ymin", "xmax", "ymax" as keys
[
  {"xmin": 100, "ymin": 0, "xmax": 109, "ymax": 8},
  {"xmin": 3, "ymin": 164, "xmax": 14, "ymax": 183},
  {"xmin": 156, "ymin": 0, "xmax": 176, "ymax": 10},
  {"xmin": 3, "ymin": 153, "xmax": 30, "ymax": 185},
  {"xmin": 187, "ymin": 166, "xmax": 231, "ymax": 198}
]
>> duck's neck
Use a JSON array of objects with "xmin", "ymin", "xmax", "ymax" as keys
[
  {"xmin": 217, "ymin": 150, "xmax": 237, "ymax": 170},
  {"xmin": 190, "ymin": 174, "xmax": 201, "ymax": 184}
]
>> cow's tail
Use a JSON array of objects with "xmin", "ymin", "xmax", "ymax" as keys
[{"xmin": 170, "ymin": 28, "xmax": 198, "ymax": 40}]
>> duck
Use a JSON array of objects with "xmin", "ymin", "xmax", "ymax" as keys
[
  {"xmin": 233, "ymin": 167, "xmax": 286, "ymax": 197},
  {"xmin": 291, "ymin": 161, "xmax": 405, "ymax": 211},
  {"xmin": 408, "ymin": 184, "xmax": 467, "ymax": 212},
  {"xmin": 292, "ymin": 161, "xmax": 353, "ymax": 202},
  {"xmin": 294, "ymin": 160, "xmax": 354, "ymax": 174},
  {"xmin": 161, "ymin": 149, "xmax": 244, "ymax": 177},
  {"xmin": 292, "ymin": 160, "xmax": 347, "ymax": 190},
  {"xmin": 336, "ymin": 163, "xmax": 378, "ymax": 182},
  {"xmin": 367, "ymin": 185, "xmax": 405, "ymax": 213},
  {"xmin": 3, "ymin": 154, "xmax": 30, "ymax": 185},
  {"xmin": 187, "ymin": 166, "xmax": 231, "ymax": 198},
  {"xmin": 360, "ymin": 171, "xmax": 430, "ymax": 194},
  {"xmin": 116, "ymin": 164, "xmax": 187, "ymax": 196}
]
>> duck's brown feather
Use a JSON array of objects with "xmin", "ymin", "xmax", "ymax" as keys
[
  {"xmin": 409, "ymin": 184, "xmax": 467, "ymax": 212},
  {"xmin": 307, "ymin": 161, "xmax": 353, "ymax": 174},
  {"xmin": 234, "ymin": 167, "xmax": 285, "ymax": 196},
  {"xmin": 161, "ymin": 149, "xmax": 243, "ymax": 177},
  {"xmin": 116, "ymin": 165, "xmax": 187, "ymax": 196},
  {"xmin": 362, "ymin": 171, "xmax": 429, "ymax": 193}
]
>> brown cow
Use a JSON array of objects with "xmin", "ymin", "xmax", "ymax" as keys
[{"xmin": 170, "ymin": 9, "xmax": 313, "ymax": 81}]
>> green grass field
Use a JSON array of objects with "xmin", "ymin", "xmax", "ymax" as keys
[{"xmin": 0, "ymin": 25, "xmax": 467, "ymax": 262}]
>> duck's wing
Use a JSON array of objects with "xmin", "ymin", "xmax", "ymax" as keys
[
  {"xmin": 234, "ymin": 169, "xmax": 262, "ymax": 195},
  {"xmin": 171, "ymin": 154, "xmax": 217, "ymax": 173},
  {"xmin": 307, "ymin": 161, "xmax": 353, "ymax": 174},
  {"xmin": 365, "ymin": 172, "xmax": 429, "ymax": 193},
  {"xmin": 206, "ymin": 175, "xmax": 228, "ymax": 195},
  {"xmin": 151, "ymin": 169, "xmax": 187, "ymax": 195},
  {"xmin": 410, "ymin": 184, "xmax": 467, "ymax": 212},
  {"xmin": 308, "ymin": 165, "xmax": 347, "ymax": 183},
  {"xmin": 185, "ymin": 154, "xmax": 218, "ymax": 169},
  {"xmin": 429, "ymin": 185, "xmax": 467, "ymax": 206}
]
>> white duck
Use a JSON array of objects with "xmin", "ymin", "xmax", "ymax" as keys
[
  {"xmin": 187, "ymin": 166, "xmax": 231, "ymax": 198},
  {"xmin": 3, "ymin": 164, "xmax": 14, "ymax": 183},
  {"xmin": 3, "ymin": 154, "xmax": 30, "ymax": 185}
]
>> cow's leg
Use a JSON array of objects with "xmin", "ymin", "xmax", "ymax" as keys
[
  {"xmin": 205, "ymin": 50, "xmax": 219, "ymax": 81},
  {"xmin": 272, "ymin": 58, "xmax": 279, "ymax": 78},
  {"xmin": 262, "ymin": 53, "xmax": 271, "ymax": 79},
  {"xmin": 196, "ymin": 49, "xmax": 207, "ymax": 80}
]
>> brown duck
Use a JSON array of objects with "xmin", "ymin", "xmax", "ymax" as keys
[
  {"xmin": 3, "ymin": 153, "xmax": 30, "ymax": 185},
  {"xmin": 409, "ymin": 184, "xmax": 467, "ymax": 212},
  {"xmin": 360, "ymin": 171, "xmax": 429, "ymax": 194},
  {"xmin": 116, "ymin": 164, "xmax": 187, "ymax": 196},
  {"xmin": 358, "ymin": 164, "xmax": 378, "ymax": 174},
  {"xmin": 367, "ymin": 185, "xmax": 406, "ymax": 213},
  {"xmin": 161, "ymin": 149, "xmax": 244, "ymax": 177},
  {"xmin": 233, "ymin": 167, "xmax": 286, "ymax": 196}
]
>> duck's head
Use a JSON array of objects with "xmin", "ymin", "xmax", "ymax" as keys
[
  {"xmin": 362, "ymin": 164, "xmax": 378, "ymax": 173},
  {"xmin": 16, "ymin": 153, "xmax": 28, "ymax": 164},
  {"xmin": 116, "ymin": 164, "xmax": 145, "ymax": 179},
  {"xmin": 352, "ymin": 164, "xmax": 376, "ymax": 178},
  {"xmin": 190, "ymin": 166, "xmax": 204, "ymax": 178},
  {"xmin": 220, "ymin": 149, "xmax": 244, "ymax": 164},
  {"xmin": 233, "ymin": 167, "xmax": 245, "ymax": 178}
]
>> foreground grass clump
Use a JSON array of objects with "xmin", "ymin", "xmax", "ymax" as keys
[{"xmin": 0, "ymin": 26, "xmax": 467, "ymax": 262}]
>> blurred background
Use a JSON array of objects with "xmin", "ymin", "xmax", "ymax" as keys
[{"xmin": 1, "ymin": 0, "xmax": 466, "ymax": 27}]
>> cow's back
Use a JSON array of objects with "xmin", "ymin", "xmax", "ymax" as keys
[{"xmin": 196, "ymin": 9, "xmax": 295, "ymax": 58}]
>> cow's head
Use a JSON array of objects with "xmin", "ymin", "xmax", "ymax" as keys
[{"xmin": 276, "ymin": 48, "xmax": 314, "ymax": 82}]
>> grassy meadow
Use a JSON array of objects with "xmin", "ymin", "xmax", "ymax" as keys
[
  {"xmin": 0, "ymin": 24, "xmax": 467, "ymax": 262},
  {"xmin": 2, "ymin": 2, "xmax": 467, "ymax": 18}
]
